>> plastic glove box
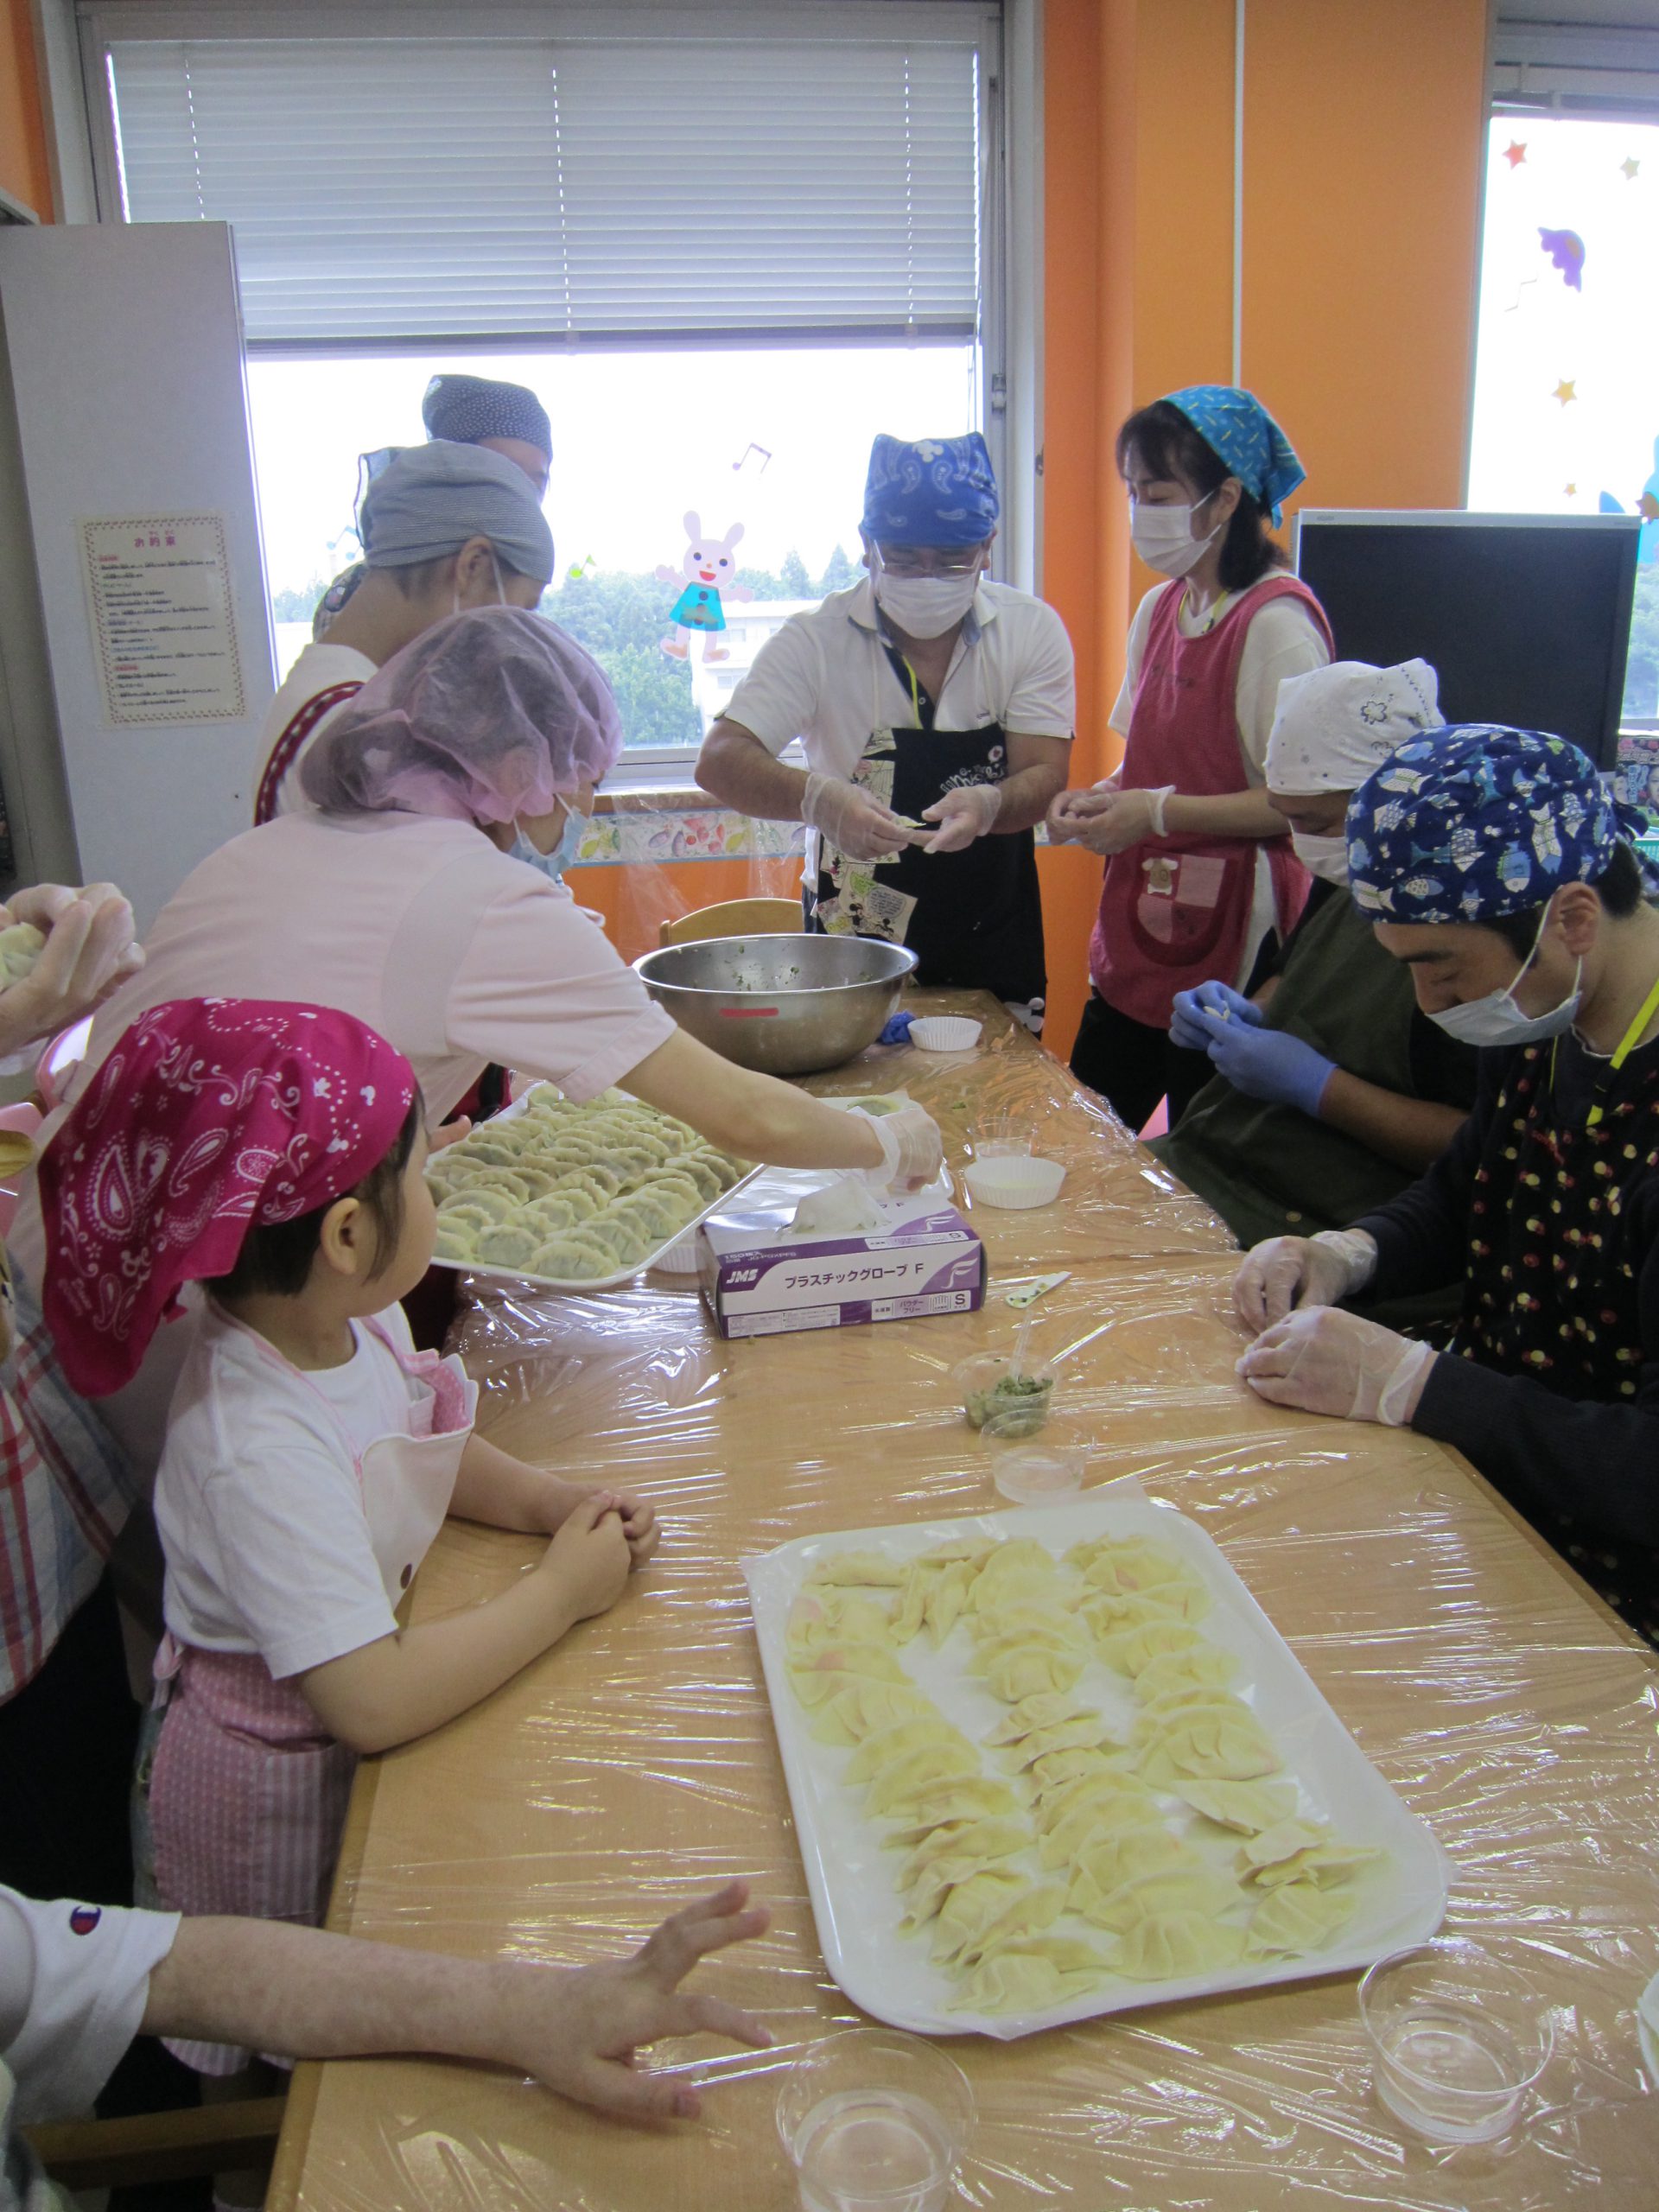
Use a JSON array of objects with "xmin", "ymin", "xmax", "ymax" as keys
[{"xmin": 698, "ymin": 1192, "xmax": 986, "ymax": 1340}]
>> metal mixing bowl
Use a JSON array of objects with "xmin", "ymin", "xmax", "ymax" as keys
[{"xmin": 632, "ymin": 933, "xmax": 918, "ymax": 1075}]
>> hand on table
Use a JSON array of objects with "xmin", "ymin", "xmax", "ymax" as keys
[
  {"xmin": 1232, "ymin": 1231, "xmax": 1376, "ymax": 1332},
  {"xmin": 0, "ymin": 883, "xmax": 143, "ymax": 1058},
  {"xmin": 1169, "ymin": 981, "xmax": 1262, "ymax": 1052},
  {"xmin": 919, "ymin": 782, "xmax": 1001, "ymax": 854},
  {"xmin": 858, "ymin": 1103, "xmax": 944, "ymax": 1192},
  {"xmin": 544, "ymin": 1473, "xmax": 660, "ymax": 1565},
  {"xmin": 1236, "ymin": 1306, "xmax": 1436, "ymax": 1426},
  {"xmin": 536, "ymin": 1491, "xmax": 634, "ymax": 1621},
  {"xmin": 802, "ymin": 772, "xmax": 917, "ymax": 863},
  {"xmin": 498, "ymin": 1880, "xmax": 772, "ymax": 2120},
  {"xmin": 1189, "ymin": 1006, "xmax": 1336, "ymax": 1117}
]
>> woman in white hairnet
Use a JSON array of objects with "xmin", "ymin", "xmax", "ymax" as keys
[
  {"xmin": 11, "ymin": 608, "xmax": 942, "ymax": 1472},
  {"xmin": 1147, "ymin": 660, "xmax": 1478, "ymax": 1304}
]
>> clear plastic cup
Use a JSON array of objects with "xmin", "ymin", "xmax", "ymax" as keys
[
  {"xmin": 953, "ymin": 1352, "xmax": 1058, "ymax": 1435},
  {"xmin": 983, "ymin": 1416, "xmax": 1089, "ymax": 1504},
  {"xmin": 965, "ymin": 1113, "xmax": 1035, "ymax": 1160},
  {"xmin": 776, "ymin": 2027, "xmax": 975, "ymax": 2212},
  {"xmin": 1358, "ymin": 1936, "xmax": 1554, "ymax": 2144}
]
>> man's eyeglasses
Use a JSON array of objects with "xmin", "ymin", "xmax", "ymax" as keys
[{"xmin": 873, "ymin": 547, "xmax": 986, "ymax": 580}]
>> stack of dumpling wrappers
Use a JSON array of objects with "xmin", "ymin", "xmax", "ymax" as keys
[
  {"xmin": 428, "ymin": 1084, "xmax": 746, "ymax": 1281},
  {"xmin": 787, "ymin": 1533, "xmax": 1383, "ymax": 2018}
]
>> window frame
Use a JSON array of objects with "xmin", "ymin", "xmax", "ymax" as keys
[{"xmin": 77, "ymin": 0, "xmax": 1037, "ymax": 767}]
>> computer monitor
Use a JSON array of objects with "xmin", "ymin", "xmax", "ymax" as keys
[{"xmin": 1293, "ymin": 511, "xmax": 1640, "ymax": 769}]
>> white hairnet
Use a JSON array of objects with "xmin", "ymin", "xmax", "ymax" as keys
[
  {"xmin": 1265, "ymin": 658, "xmax": 1444, "ymax": 794},
  {"xmin": 358, "ymin": 442, "xmax": 556, "ymax": 588},
  {"xmin": 299, "ymin": 607, "xmax": 625, "ymax": 825}
]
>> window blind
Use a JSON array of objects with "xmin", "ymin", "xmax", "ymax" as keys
[
  {"xmin": 1493, "ymin": 17, "xmax": 1659, "ymax": 122},
  {"xmin": 103, "ymin": 27, "xmax": 986, "ymax": 345}
]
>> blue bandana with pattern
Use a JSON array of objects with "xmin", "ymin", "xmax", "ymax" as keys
[
  {"xmin": 861, "ymin": 432, "xmax": 1001, "ymax": 549},
  {"xmin": 1162, "ymin": 385, "xmax": 1306, "ymax": 527},
  {"xmin": 1345, "ymin": 725, "xmax": 1640, "ymax": 924}
]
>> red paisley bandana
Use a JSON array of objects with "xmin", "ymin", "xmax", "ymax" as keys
[{"xmin": 40, "ymin": 998, "xmax": 416, "ymax": 1395}]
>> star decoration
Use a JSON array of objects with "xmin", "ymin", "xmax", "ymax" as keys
[
  {"xmin": 1552, "ymin": 379, "xmax": 1577, "ymax": 406},
  {"xmin": 1620, "ymin": 156, "xmax": 1641, "ymax": 181},
  {"xmin": 1503, "ymin": 141, "xmax": 1528, "ymax": 169},
  {"xmin": 1564, "ymin": 482, "xmax": 1577, "ymax": 496}
]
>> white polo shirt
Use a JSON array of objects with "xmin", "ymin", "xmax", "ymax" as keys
[{"xmin": 721, "ymin": 578, "xmax": 1076, "ymax": 779}]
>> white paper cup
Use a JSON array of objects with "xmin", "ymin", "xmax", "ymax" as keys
[
  {"xmin": 908, "ymin": 1015, "xmax": 982, "ymax": 1053},
  {"xmin": 1358, "ymin": 1937, "xmax": 1553, "ymax": 2145},
  {"xmin": 963, "ymin": 1155, "xmax": 1066, "ymax": 1210}
]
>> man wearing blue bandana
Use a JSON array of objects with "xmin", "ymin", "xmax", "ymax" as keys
[
  {"xmin": 696, "ymin": 433, "xmax": 1076, "ymax": 1027},
  {"xmin": 1233, "ymin": 727, "xmax": 1659, "ymax": 1645}
]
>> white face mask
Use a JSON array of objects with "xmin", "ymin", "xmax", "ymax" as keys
[
  {"xmin": 1128, "ymin": 495, "xmax": 1221, "ymax": 580},
  {"xmin": 1291, "ymin": 830, "xmax": 1351, "ymax": 887},
  {"xmin": 873, "ymin": 568, "xmax": 980, "ymax": 639},
  {"xmin": 1427, "ymin": 908, "xmax": 1583, "ymax": 1048}
]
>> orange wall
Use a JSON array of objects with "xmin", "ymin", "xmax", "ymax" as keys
[
  {"xmin": 0, "ymin": 0, "xmax": 50, "ymax": 218},
  {"xmin": 1034, "ymin": 0, "xmax": 1488, "ymax": 1057}
]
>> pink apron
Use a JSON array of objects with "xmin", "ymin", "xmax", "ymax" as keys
[
  {"xmin": 1089, "ymin": 575, "xmax": 1332, "ymax": 1028},
  {"xmin": 149, "ymin": 1319, "xmax": 475, "ymax": 2074}
]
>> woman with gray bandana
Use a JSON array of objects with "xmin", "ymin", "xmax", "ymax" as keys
[{"xmin": 257, "ymin": 442, "xmax": 556, "ymax": 823}]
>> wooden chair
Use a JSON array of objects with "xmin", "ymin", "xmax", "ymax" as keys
[
  {"xmin": 658, "ymin": 896, "xmax": 804, "ymax": 949},
  {"xmin": 23, "ymin": 2095, "xmax": 287, "ymax": 2193}
]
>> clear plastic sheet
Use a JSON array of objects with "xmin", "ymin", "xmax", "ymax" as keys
[{"xmin": 270, "ymin": 1004, "xmax": 1659, "ymax": 2212}]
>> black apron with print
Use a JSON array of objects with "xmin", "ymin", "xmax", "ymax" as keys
[
  {"xmin": 1453, "ymin": 1038, "xmax": 1659, "ymax": 1633},
  {"xmin": 807, "ymin": 657, "xmax": 1046, "ymax": 1012}
]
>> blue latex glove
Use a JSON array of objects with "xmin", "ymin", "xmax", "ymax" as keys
[
  {"xmin": 1194, "ymin": 1006, "xmax": 1336, "ymax": 1117},
  {"xmin": 879, "ymin": 1011, "xmax": 917, "ymax": 1046},
  {"xmin": 1170, "ymin": 981, "xmax": 1264, "ymax": 1053}
]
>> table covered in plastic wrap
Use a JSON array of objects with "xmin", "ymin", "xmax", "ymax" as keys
[{"xmin": 268, "ymin": 994, "xmax": 1659, "ymax": 2210}]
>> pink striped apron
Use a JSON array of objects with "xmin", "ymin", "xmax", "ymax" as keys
[
  {"xmin": 252, "ymin": 679, "xmax": 365, "ymax": 827},
  {"xmin": 149, "ymin": 1319, "xmax": 475, "ymax": 2074}
]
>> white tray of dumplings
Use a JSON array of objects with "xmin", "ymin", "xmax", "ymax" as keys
[
  {"xmin": 743, "ymin": 1481, "xmax": 1450, "ymax": 2040},
  {"xmin": 427, "ymin": 1083, "xmax": 760, "ymax": 1292}
]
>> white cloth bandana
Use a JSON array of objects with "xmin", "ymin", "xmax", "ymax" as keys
[{"xmin": 1264, "ymin": 658, "xmax": 1443, "ymax": 794}]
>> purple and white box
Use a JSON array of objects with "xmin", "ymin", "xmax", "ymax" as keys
[{"xmin": 698, "ymin": 1194, "xmax": 987, "ymax": 1340}]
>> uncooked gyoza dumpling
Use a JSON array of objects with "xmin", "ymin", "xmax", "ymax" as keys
[
  {"xmin": 922, "ymin": 1560, "xmax": 976, "ymax": 1646},
  {"xmin": 938, "ymin": 1878, "xmax": 1065, "ymax": 1971},
  {"xmin": 1236, "ymin": 1818, "xmax": 1338, "ymax": 1874},
  {"xmin": 885, "ymin": 1775, "xmax": 1020, "ymax": 1840},
  {"xmin": 844, "ymin": 1718, "xmax": 971, "ymax": 1787},
  {"xmin": 1250, "ymin": 1840, "xmax": 1382, "ymax": 1890},
  {"xmin": 1083, "ymin": 1582, "xmax": 1210, "ymax": 1634},
  {"xmin": 1094, "ymin": 1620, "xmax": 1207, "ymax": 1676},
  {"xmin": 1244, "ymin": 1878, "xmax": 1357, "ymax": 1957},
  {"xmin": 1132, "ymin": 1692, "xmax": 1255, "ymax": 1745},
  {"xmin": 1135, "ymin": 1645, "xmax": 1243, "ymax": 1700},
  {"xmin": 863, "ymin": 1742, "xmax": 984, "ymax": 1818},
  {"xmin": 986, "ymin": 1693, "xmax": 1096, "ymax": 1745},
  {"xmin": 808, "ymin": 1552, "xmax": 912, "ymax": 1589},
  {"xmin": 1113, "ymin": 1910, "xmax": 1245, "ymax": 1980},
  {"xmin": 905, "ymin": 1850, "xmax": 1025, "ymax": 1924},
  {"xmin": 1038, "ymin": 1788, "xmax": 1164, "ymax": 1869},
  {"xmin": 983, "ymin": 1645, "xmax": 1087, "ymax": 1704},
  {"xmin": 928, "ymin": 1869, "xmax": 1034, "ymax": 1966},
  {"xmin": 949, "ymin": 1936, "xmax": 1108, "ymax": 2014},
  {"xmin": 1067, "ymin": 1824, "xmax": 1196, "ymax": 1913},
  {"xmin": 1083, "ymin": 1866, "xmax": 1240, "ymax": 1936},
  {"xmin": 1174, "ymin": 1779, "xmax": 1299, "ymax": 1834},
  {"xmin": 786, "ymin": 1592, "xmax": 893, "ymax": 1658},
  {"xmin": 788, "ymin": 1643, "xmax": 908, "ymax": 1706},
  {"xmin": 1136, "ymin": 1707, "xmax": 1281, "ymax": 1785},
  {"xmin": 996, "ymin": 1713, "xmax": 1113, "ymax": 1771},
  {"xmin": 896, "ymin": 1815, "xmax": 1032, "ymax": 1887},
  {"xmin": 973, "ymin": 1540, "xmax": 1063, "ymax": 1599},
  {"xmin": 810, "ymin": 1680, "xmax": 938, "ymax": 1746}
]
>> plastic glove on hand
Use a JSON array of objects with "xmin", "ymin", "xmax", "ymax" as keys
[
  {"xmin": 1236, "ymin": 1306, "xmax": 1435, "ymax": 1425},
  {"xmin": 1195, "ymin": 1008, "xmax": 1335, "ymax": 1116},
  {"xmin": 802, "ymin": 772, "xmax": 911, "ymax": 863},
  {"xmin": 859, "ymin": 1103, "xmax": 944, "ymax": 1192},
  {"xmin": 920, "ymin": 783, "xmax": 1001, "ymax": 854},
  {"xmin": 1232, "ymin": 1233, "xmax": 1372, "ymax": 1333},
  {"xmin": 1169, "ymin": 982, "xmax": 1263, "ymax": 1052},
  {"xmin": 0, "ymin": 889, "xmax": 143, "ymax": 1061}
]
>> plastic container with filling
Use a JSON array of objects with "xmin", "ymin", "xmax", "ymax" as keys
[
  {"xmin": 963, "ymin": 1155, "xmax": 1066, "ymax": 1211},
  {"xmin": 954, "ymin": 1352, "xmax": 1058, "ymax": 1435},
  {"xmin": 908, "ymin": 1014, "xmax": 982, "ymax": 1053},
  {"xmin": 1358, "ymin": 1936, "xmax": 1554, "ymax": 2144}
]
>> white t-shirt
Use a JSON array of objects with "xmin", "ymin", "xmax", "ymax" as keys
[
  {"xmin": 723, "ymin": 577, "xmax": 1077, "ymax": 780},
  {"xmin": 0, "ymin": 1887, "xmax": 178, "ymax": 2124},
  {"xmin": 1109, "ymin": 575, "xmax": 1330, "ymax": 784},
  {"xmin": 257, "ymin": 641, "xmax": 377, "ymax": 817},
  {"xmin": 156, "ymin": 1303, "xmax": 433, "ymax": 1681},
  {"xmin": 48, "ymin": 811, "xmax": 676, "ymax": 1136}
]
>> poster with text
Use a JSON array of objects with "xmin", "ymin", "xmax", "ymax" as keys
[{"xmin": 80, "ymin": 514, "xmax": 246, "ymax": 725}]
